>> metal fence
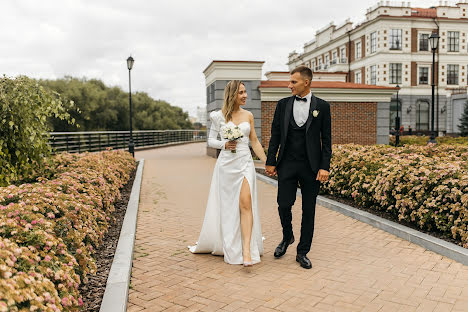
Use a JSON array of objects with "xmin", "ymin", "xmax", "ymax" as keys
[{"xmin": 48, "ymin": 130, "xmax": 207, "ymax": 154}]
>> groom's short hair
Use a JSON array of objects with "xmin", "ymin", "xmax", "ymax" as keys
[{"xmin": 291, "ymin": 66, "xmax": 313, "ymax": 83}]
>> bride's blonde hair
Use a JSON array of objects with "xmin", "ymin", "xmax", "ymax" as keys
[{"xmin": 222, "ymin": 80, "xmax": 244, "ymax": 122}]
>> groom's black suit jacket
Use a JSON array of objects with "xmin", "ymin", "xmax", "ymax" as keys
[{"xmin": 266, "ymin": 94, "xmax": 332, "ymax": 173}]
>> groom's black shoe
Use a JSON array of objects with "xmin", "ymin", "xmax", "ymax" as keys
[
  {"xmin": 296, "ymin": 254, "xmax": 312, "ymax": 269},
  {"xmin": 274, "ymin": 236, "xmax": 295, "ymax": 258}
]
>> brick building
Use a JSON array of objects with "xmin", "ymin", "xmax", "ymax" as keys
[
  {"xmin": 203, "ymin": 61, "xmax": 397, "ymax": 157},
  {"xmin": 287, "ymin": 1, "xmax": 468, "ymax": 135}
]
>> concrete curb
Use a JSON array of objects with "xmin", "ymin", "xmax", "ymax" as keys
[
  {"xmin": 256, "ymin": 172, "xmax": 468, "ymax": 266},
  {"xmin": 100, "ymin": 159, "xmax": 145, "ymax": 312}
]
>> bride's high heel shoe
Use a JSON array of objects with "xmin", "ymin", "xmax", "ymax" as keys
[{"xmin": 243, "ymin": 261, "xmax": 253, "ymax": 267}]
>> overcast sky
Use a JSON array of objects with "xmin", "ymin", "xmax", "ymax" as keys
[{"xmin": 2, "ymin": 0, "xmax": 444, "ymax": 117}]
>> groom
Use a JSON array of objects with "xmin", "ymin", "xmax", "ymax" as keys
[{"xmin": 265, "ymin": 65, "xmax": 332, "ymax": 269}]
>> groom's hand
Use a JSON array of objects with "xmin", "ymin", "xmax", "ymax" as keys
[
  {"xmin": 316, "ymin": 169, "xmax": 329, "ymax": 182},
  {"xmin": 265, "ymin": 165, "xmax": 277, "ymax": 176}
]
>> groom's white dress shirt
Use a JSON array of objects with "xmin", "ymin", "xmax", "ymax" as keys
[{"xmin": 293, "ymin": 91, "xmax": 312, "ymax": 127}]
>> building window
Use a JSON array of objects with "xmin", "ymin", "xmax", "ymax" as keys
[
  {"xmin": 419, "ymin": 67, "xmax": 429, "ymax": 85},
  {"xmin": 318, "ymin": 58, "xmax": 322, "ymax": 70},
  {"xmin": 340, "ymin": 47, "xmax": 347, "ymax": 63},
  {"xmin": 389, "ymin": 63, "xmax": 402, "ymax": 84},
  {"xmin": 419, "ymin": 33, "xmax": 429, "ymax": 51},
  {"xmin": 390, "ymin": 29, "xmax": 402, "ymax": 50},
  {"xmin": 355, "ymin": 41, "xmax": 362, "ymax": 59},
  {"xmin": 370, "ymin": 32, "xmax": 377, "ymax": 53},
  {"xmin": 370, "ymin": 65, "xmax": 377, "ymax": 85},
  {"xmin": 325, "ymin": 54, "xmax": 329, "ymax": 68},
  {"xmin": 448, "ymin": 31, "xmax": 459, "ymax": 52},
  {"xmin": 332, "ymin": 51, "xmax": 337, "ymax": 64},
  {"xmin": 447, "ymin": 64, "xmax": 459, "ymax": 85},
  {"xmin": 355, "ymin": 71, "xmax": 362, "ymax": 84},
  {"xmin": 416, "ymin": 100, "xmax": 430, "ymax": 131},
  {"xmin": 206, "ymin": 83, "xmax": 215, "ymax": 104},
  {"xmin": 312, "ymin": 60, "xmax": 316, "ymax": 71}
]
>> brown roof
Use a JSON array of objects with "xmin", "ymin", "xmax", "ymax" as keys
[
  {"xmin": 259, "ymin": 80, "xmax": 398, "ymax": 90},
  {"xmin": 313, "ymin": 71, "xmax": 348, "ymax": 75},
  {"xmin": 411, "ymin": 8, "xmax": 437, "ymax": 18}
]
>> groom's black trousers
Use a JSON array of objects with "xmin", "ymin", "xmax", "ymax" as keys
[{"xmin": 277, "ymin": 159, "xmax": 320, "ymax": 256}]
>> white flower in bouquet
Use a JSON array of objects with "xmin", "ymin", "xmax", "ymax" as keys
[{"xmin": 222, "ymin": 125, "xmax": 244, "ymax": 153}]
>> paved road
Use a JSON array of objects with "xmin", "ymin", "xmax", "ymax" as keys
[{"xmin": 127, "ymin": 143, "xmax": 468, "ymax": 312}]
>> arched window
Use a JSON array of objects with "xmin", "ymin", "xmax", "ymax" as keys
[{"xmin": 416, "ymin": 100, "xmax": 430, "ymax": 131}]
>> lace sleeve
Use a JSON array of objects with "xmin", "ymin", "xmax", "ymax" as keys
[{"xmin": 207, "ymin": 111, "xmax": 225, "ymax": 150}]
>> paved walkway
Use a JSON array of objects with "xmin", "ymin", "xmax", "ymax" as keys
[{"xmin": 127, "ymin": 143, "xmax": 468, "ymax": 312}]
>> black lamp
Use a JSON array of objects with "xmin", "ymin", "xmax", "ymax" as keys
[
  {"xmin": 428, "ymin": 33, "xmax": 439, "ymax": 144},
  {"xmin": 127, "ymin": 56, "xmax": 135, "ymax": 156}
]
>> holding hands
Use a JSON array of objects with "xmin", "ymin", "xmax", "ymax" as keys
[
  {"xmin": 265, "ymin": 165, "xmax": 277, "ymax": 177},
  {"xmin": 265, "ymin": 165, "xmax": 329, "ymax": 183}
]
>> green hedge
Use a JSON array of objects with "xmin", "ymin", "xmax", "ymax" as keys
[
  {"xmin": 0, "ymin": 76, "xmax": 74, "ymax": 187},
  {"xmin": 389, "ymin": 135, "xmax": 468, "ymax": 146}
]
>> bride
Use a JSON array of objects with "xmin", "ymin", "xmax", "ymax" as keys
[{"xmin": 189, "ymin": 80, "xmax": 267, "ymax": 266}]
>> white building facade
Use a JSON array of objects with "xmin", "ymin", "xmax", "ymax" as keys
[{"xmin": 288, "ymin": 1, "xmax": 468, "ymax": 135}]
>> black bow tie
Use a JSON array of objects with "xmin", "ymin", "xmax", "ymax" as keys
[{"xmin": 295, "ymin": 96, "xmax": 307, "ymax": 102}]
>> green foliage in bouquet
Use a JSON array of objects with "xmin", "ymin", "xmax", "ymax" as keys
[{"xmin": 0, "ymin": 76, "xmax": 75, "ymax": 187}]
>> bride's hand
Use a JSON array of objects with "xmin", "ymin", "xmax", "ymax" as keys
[{"xmin": 225, "ymin": 141, "xmax": 237, "ymax": 151}]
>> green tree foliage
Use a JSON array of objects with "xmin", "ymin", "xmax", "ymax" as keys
[
  {"xmin": 40, "ymin": 77, "xmax": 192, "ymax": 131},
  {"xmin": 459, "ymin": 100, "xmax": 468, "ymax": 136},
  {"xmin": 0, "ymin": 76, "xmax": 74, "ymax": 186}
]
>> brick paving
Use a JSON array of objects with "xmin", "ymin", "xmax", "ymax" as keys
[{"xmin": 127, "ymin": 143, "xmax": 468, "ymax": 312}]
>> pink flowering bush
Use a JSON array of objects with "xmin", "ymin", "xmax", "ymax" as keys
[
  {"xmin": 0, "ymin": 150, "xmax": 135, "ymax": 311},
  {"xmin": 322, "ymin": 144, "xmax": 468, "ymax": 248}
]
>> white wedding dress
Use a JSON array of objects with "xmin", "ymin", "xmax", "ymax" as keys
[{"xmin": 189, "ymin": 110, "xmax": 264, "ymax": 264}]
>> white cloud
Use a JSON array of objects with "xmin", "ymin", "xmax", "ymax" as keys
[{"xmin": 1, "ymin": 0, "xmax": 448, "ymax": 117}]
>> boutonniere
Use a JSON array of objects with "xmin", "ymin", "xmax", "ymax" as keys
[{"xmin": 312, "ymin": 110, "xmax": 319, "ymax": 118}]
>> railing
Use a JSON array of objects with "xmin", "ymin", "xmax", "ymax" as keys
[{"xmin": 48, "ymin": 130, "xmax": 207, "ymax": 154}]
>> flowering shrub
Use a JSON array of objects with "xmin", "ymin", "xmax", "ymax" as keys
[
  {"xmin": 321, "ymin": 144, "xmax": 468, "ymax": 248},
  {"xmin": 0, "ymin": 150, "xmax": 135, "ymax": 311}
]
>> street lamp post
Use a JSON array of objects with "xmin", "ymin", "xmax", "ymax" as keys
[
  {"xmin": 395, "ymin": 85, "xmax": 400, "ymax": 146},
  {"xmin": 127, "ymin": 56, "xmax": 135, "ymax": 156},
  {"xmin": 428, "ymin": 33, "xmax": 439, "ymax": 144}
]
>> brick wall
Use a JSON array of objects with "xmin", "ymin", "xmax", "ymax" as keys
[
  {"xmin": 411, "ymin": 28, "xmax": 418, "ymax": 52},
  {"xmin": 262, "ymin": 101, "xmax": 277, "ymax": 148},
  {"xmin": 411, "ymin": 61, "xmax": 417, "ymax": 86},
  {"xmin": 261, "ymin": 100, "xmax": 378, "ymax": 149},
  {"xmin": 361, "ymin": 35, "xmax": 366, "ymax": 58}
]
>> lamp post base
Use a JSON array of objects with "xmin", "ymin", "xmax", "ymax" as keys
[{"xmin": 128, "ymin": 141, "xmax": 135, "ymax": 157}]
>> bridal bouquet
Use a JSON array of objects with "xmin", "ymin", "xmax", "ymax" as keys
[{"xmin": 222, "ymin": 125, "xmax": 244, "ymax": 153}]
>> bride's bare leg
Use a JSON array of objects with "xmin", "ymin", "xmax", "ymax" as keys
[{"xmin": 239, "ymin": 177, "xmax": 253, "ymax": 263}]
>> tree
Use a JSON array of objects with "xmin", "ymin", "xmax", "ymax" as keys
[
  {"xmin": 40, "ymin": 77, "xmax": 193, "ymax": 131},
  {"xmin": 0, "ymin": 76, "xmax": 74, "ymax": 186},
  {"xmin": 459, "ymin": 100, "xmax": 468, "ymax": 136}
]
